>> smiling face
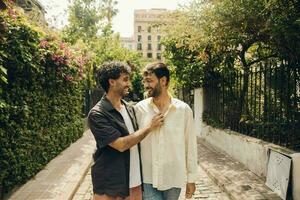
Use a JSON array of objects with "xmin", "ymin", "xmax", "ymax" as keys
[
  {"xmin": 143, "ymin": 70, "xmax": 165, "ymax": 98},
  {"xmin": 109, "ymin": 72, "xmax": 131, "ymax": 98}
]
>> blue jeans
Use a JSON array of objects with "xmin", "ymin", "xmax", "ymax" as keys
[{"xmin": 142, "ymin": 184, "xmax": 181, "ymax": 200}]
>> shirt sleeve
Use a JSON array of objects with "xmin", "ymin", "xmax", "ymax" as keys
[
  {"xmin": 88, "ymin": 111, "xmax": 122, "ymax": 148},
  {"xmin": 185, "ymin": 106, "xmax": 198, "ymax": 183}
]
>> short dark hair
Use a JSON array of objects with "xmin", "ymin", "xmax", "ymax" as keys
[
  {"xmin": 96, "ymin": 61, "xmax": 131, "ymax": 92},
  {"xmin": 143, "ymin": 62, "xmax": 170, "ymax": 83}
]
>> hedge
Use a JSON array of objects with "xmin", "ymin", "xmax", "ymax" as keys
[{"xmin": 0, "ymin": 9, "xmax": 87, "ymax": 197}]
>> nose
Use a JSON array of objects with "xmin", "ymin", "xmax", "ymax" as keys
[
  {"xmin": 143, "ymin": 81, "xmax": 149, "ymax": 87},
  {"xmin": 143, "ymin": 83, "xmax": 149, "ymax": 88},
  {"xmin": 126, "ymin": 80, "xmax": 131, "ymax": 87}
]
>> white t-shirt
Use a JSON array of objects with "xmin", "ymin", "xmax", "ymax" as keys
[{"xmin": 119, "ymin": 105, "xmax": 141, "ymax": 188}]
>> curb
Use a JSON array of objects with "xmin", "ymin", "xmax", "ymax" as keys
[
  {"xmin": 68, "ymin": 161, "xmax": 93, "ymax": 200},
  {"xmin": 7, "ymin": 130, "xmax": 95, "ymax": 200}
]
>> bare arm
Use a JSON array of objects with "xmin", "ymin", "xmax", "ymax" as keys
[{"xmin": 109, "ymin": 113, "xmax": 164, "ymax": 152}]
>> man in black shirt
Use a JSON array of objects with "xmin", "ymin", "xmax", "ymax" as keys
[{"xmin": 88, "ymin": 61, "xmax": 164, "ymax": 200}]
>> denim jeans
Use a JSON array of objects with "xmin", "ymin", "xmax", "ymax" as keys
[{"xmin": 142, "ymin": 184, "xmax": 181, "ymax": 200}]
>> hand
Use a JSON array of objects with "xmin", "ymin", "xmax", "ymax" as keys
[
  {"xmin": 148, "ymin": 113, "xmax": 164, "ymax": 131},
  {"xmin": 185, "ymin": 183, "xmax": 196, "ymax": 199}
]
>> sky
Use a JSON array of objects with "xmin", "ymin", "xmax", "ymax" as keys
[{"xmin": 38, "ymin": 0, "xmax": 190, "ymax": 37}]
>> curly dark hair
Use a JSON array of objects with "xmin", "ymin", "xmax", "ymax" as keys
[{"xmin": 96, "ymin": 61, "xmax": 131, "ymax": 92}]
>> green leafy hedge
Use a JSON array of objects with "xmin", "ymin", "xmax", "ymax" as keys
[{"xmin": 0, "ymin": 9, "xmax": 86, "ymax": 196}]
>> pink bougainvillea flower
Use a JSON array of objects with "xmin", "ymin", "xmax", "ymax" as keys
[
  {"xmin": 39, "ymin": 39, "xmax": 48, "ymax": 48},
  {"xmin": 59, "ymin": 42, "xmax": 66, "ymax": 50},
  {"xmin": 7, "ymin": 7, "xmax": 17, "ymax": 19},
  {"xmin": 51, "ymin": 54, "xmax": 64, "ymax": 66},
  {"xmin": 64, "ymin": 74, "xmax": 74, "ymax": 82}
]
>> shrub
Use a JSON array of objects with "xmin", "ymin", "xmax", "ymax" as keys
[{"xmin": 0, "ymin": 8, "xmax": 87, "ymax": 196}]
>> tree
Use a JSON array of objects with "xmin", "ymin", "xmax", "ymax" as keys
[
  {"xmin": 100, "ymin": 0, "xmax": 118, "ymax": 36},
  {"xmin": 162, "ymin": 11, "xmax": 206, "ymax": 88},
  {"xmin": 63, "ymin": 0, "xmax": 102, "ymax": 44},
  {"xmin": 62, "ymin": 0, "xmax": 145, "ymax": 102},
  {"xmin": 162, "ymin": 0, "xmax": 300, "ymax": 127},
  {"xmin": 163, "ymin": 0, "xmax": 300, "ymax": 82}
]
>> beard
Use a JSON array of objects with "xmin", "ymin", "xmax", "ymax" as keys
[
  {"xmin": 146, "ymin": 84, "xmax": 161, "ymax": 97},
  {"xmin": 118, "ymin": 86, "xmax": 130, "ymax": 98}
]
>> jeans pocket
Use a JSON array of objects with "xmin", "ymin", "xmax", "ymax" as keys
[{"xmin": 142, "ymin": 184, "xmax": 163, "ymax": 200}]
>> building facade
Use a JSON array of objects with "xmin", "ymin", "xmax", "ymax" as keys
[
  {"xmin": 133, "ymin": 8, "xmax": 168, "ymax": 60},
  {"xmin": 120, "ymin": 37, "xmax": 134, "ymax": 51}
]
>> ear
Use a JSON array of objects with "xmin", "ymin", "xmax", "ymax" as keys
[
  {"xmin": 108, "ymin": 79, "xmax": 115, "ymax": 87},
  {"xmin": 160, "ymin": 77, "xmax": 168, "ymax": 87}
]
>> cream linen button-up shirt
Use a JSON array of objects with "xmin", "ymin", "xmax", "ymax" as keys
[{"xmin": 134, "ymin": 97, "xmax": 198, "ymax": 190}]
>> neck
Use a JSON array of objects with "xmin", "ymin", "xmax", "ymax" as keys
[
  {"xmin": 153, "ymin": 90, "xmax": 171, "ymax": 112},
  {"xmin": 106, "ymin": 91, "xmax": 122, "ymax": 110}
]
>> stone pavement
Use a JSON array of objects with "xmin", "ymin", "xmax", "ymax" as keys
[
  {"xmin": 6, "ymin": 130, "xmax": 96, "ymax": 200},
  {"xmin": 73, "ymin": 138, "xmax": 281, "ymax": 200},
  {"xmin": 6, "ymin": 130, "xmax": 281, "ymax": 200},
  {"xmin": 197, "ymin": 139, "xmax": 281, "ymax": 200},
  {"xmin": 72, "ymin": 165, "xmax": 231, "ymax": 200}
]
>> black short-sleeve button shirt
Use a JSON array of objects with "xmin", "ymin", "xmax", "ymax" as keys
[{"xmin": 88, "ymin": 95, "xmax": 138, "ymax": 198}]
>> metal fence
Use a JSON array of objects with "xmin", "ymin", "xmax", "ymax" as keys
[
  {"xmin": 83, "ymin": 88, "xmax": 104, "ymax": 117},
  {"xmin": 203, "ymin": 60, "xmax": 300, "ymax": 151},
  {"xmin": 176, "ymin": 87, "xmax": 194, "ymax": 111}
]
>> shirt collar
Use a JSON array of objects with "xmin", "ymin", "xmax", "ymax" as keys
[
  {"xmin": 101, "ymin": 94, "xmax": 129, "ymax": 112},
  {"xmin": 101, "ymin": 94, "xmax": 115, "ymax": 111},
  {"xmin": 148, "ymin": 96, "xmax": 177, "ymax": 114}
]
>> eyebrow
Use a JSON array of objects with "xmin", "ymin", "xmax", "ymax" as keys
[{"xmin": 143, "ymin": 70, "xmax": 154, "ymax": 76}]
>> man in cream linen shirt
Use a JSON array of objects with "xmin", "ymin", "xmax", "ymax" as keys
[{"xmin": 134, "ymin": 62, "xmax": 198, "ymax": 200}]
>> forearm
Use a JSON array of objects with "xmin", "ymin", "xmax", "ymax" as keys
[{"xmin": 110, "ymin": 125, "xmax": 151, "ymax": 152}]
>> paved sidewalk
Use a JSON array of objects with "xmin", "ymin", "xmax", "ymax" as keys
[
  {"xmin": 73, "ymin": 166, "xmax": 231, "ymax": 200},
  {"xmin": 198, "ymin": 139, "xmax": 281, "ymax": 200},
  {"xmin": 73, "ymin": 138, "xmax": 281, "ymax": 200},
  {"xmin": 7, "ymin": 130, "xmax": 281, "ymax": 200},
  {"xmin": 7, "ymin": 130, "xmax": 96, "ymax": 200}
]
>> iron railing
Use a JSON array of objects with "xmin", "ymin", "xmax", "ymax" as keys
[{"xmin": 203, "ymin": 60, "xmax": 300, "ymax": 151}]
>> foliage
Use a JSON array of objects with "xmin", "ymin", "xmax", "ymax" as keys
[
  {"xmin": 0, "ymin": 8, "xmax": 88, "ymax": 196},
  {"xmin": 62, "ymin": 0, "xmax": 103, "ymax": 44},
  {"xmin": 162, "ymin": 0, "xmax": 299, "ymax": 122},
  {"xmin": 100, "ymin": 0, "xmax": 118, "ymax": 36},
  {"xmin": 62, "ymin": 0, "xmax": 145, "ymax": 102},
  {"xmin": 162, "ymin": 0, "xmax": 300, "ymax": 87},
  {"xmin": 63, "ymin": 0, "xmax": 119, "ymax": 43},
  {"xmin": 90, "ymin": 34, "xmax": 148, "ymax": 100},
  {"xmin": 161, "ymin": 0, "xmax": 300, "ymax": 148}
]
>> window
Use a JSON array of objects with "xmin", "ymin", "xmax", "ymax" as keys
[
  {"xmin": 157, "ymin": 43, "xmax": 162, "ymax": 51},
  {"xmin": 147, "ymin": 26, "xmax": 151, "ymax": 33},
  {"xmin": 138, "ymin": 26, "xmax": 142, "ymax": 32},
  {"xmin": 147, "ymin": 53, "xmax": 153, "ymax": 58},
  {"xmin": 147, "ymin": 44, "xmax": 152, "ymax": 50},
  {"xmin": 157, "ymin": 35, "xmax": 161, "ymax": 41},
  {"xmin": 157, "ymin": 26, "xmax": 160, "ymax": 33},
  {"xmin": 157, "ymin": 53, "xmax": 161, "ymax": 60},
  {"xmin": 148, "ymin": 35, "xmax": 151, "ymax": 41},
  {"xmin": 137, "ymin": 43, "xmax": 142, "ymax": 50},
  {"xmin": 138, "ymin": 35, "xmax": 142, "ymax": 42}
]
